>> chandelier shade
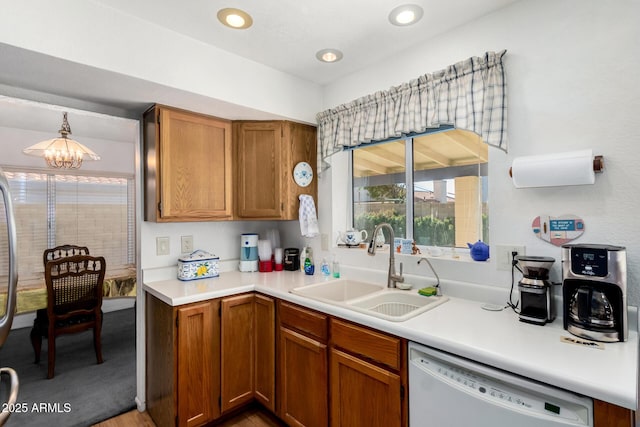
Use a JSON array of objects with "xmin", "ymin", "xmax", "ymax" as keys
[{"xmin": 23, "ymin": 112, "xmax": 100, "ymax": 169}]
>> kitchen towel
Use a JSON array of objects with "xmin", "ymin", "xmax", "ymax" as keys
[{"xmin": 299, "ymin": 194, "xmax": 319, "ymax": 238}]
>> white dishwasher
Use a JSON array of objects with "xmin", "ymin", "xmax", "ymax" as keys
[{"xmin": 408, "ymin": 342, "xmax": 593, "ymax": 427}]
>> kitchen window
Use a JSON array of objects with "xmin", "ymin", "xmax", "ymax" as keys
[
  {"xmin": 352, "ymin": 128, "xmax": 488, "ymax": 249},
  {"xmin": 0, "ymin": 169, "xmax": 135, "ymax": 286}
]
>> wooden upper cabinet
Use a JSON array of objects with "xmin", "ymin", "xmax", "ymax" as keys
[
  {"xmin": 234, "ymin": 121, "xmax": 317, "ymax": 220},
  {"xmin": 234, "ymin": 121, "xmax": 283, "ymax": 218},
  {"xmin": 143, "ymin": 105, "xmax": 233, "ymax": 222}
]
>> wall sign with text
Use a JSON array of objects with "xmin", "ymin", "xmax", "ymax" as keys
[{"xmin": 532, "ymin": 215, "xmax": 585, "ymax": 246}]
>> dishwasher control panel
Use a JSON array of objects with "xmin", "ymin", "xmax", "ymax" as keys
[{"xmin": 415, "ymin": 355, "xmax": 560, "ymax": 415}]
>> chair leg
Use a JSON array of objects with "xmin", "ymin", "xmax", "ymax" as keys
[
  {"xmin": 47, "ymin": 331, "xmax": 55, "ymax": 379},
  {"xmin": 30, "ymin": 328, "xmax": 42, "ymax": 363},
  {"xmin": 94, "ymin": 321, "xmax": 103, "ymax": 365}
]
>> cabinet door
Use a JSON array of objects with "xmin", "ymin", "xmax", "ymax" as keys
[
  {"xmin": 159, "ymin": 107, "xmax": 233, "ymax": 220},
  {"xmin": 177, "ymin": 301, "xmax": 218, "ymax": 427},
  {"xmin": 282, "ymin": 122, "xmax": 317, "ymax": 219},
  {"xmin": 254, "ymin": 294, "xmax": 276, "ymax": 411},
  {"xmin": 234, "ymin": 122, "xmax": 284, "ymax": 218},
  {"xmin": 594, "ymin": 400, "xmax": 634, "ymax": 427},
  {"xmin": 221, "ymin": 294, "xmax": 255, "ymax": 413},
  {"xmin": 279, "ymin": 327, "xmax": 328, "ymax": 427},
  {"xmin": 330, "ymin": 348, "xmax": 401, "ymax": 427}
]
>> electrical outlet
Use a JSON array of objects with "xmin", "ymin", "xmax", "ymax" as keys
[
  {"xmin": 181, "ymin": 235, "xmax": 194, "ymax": 253},
  {"xmin": 496, "ymin": 244, "xmax": 525, "ymax": 271},
  {"xmin": 156, "ymin": 237, "xmax": 170, "ymax": 256}
]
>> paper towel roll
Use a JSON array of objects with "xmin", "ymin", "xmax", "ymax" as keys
[{"xmin": 510, "ymin": 149, "xmax": 602, "ymax": 188}]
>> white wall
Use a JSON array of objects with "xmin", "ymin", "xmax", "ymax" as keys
[
  {"xmin": 298, "ymin": 0, "xmax": 640, "ymax": 307},
  {"xmin": 140, "ymin": 220, "xmax": 288, "ymax": 279}
]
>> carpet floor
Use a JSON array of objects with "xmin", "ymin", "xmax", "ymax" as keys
[{"xmin": 0, "ymin": 308, "xmax": 136, "ymax": 427}]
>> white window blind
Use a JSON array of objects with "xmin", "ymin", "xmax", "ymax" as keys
[{"xmin": 0, "ymin": 170, "xmax": 135, "ymax": 287}]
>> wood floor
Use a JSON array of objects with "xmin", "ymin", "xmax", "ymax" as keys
[{"xmin": 92, "ymin": 406, "xmax": 284, "ymax": 427}]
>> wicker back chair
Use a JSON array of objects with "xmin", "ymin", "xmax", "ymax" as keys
[
  {"xmin": 43, "ymin": 244, "xmax": 90, "ymax": 266},
  {"xmin": 30, "ymin": 254, "xmax": 106, "ymax": 379}
]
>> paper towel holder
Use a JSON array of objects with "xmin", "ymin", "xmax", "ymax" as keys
[
  {"xmin": 509, "ymin": 155, "xmax": 604, "ymax": 185},
  {"xmin": 508, "ymin": 155, "xmax": 604, "ymax": 178}
]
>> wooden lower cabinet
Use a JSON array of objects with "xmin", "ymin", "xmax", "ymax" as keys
[
  {"xmin": 147, "ymin": 292, "xmax": 633, "ymax": 427},
  {"xmin": 221, "ymin": 293, "xmax": 256, "ymax": 413},
  {"xmin": 279, "ymin": 327, "xmax": 328, "ymax": 427},
  {"xmin": 146, "ymin": 294, "xmax": 220, "ymax": 427},
  {"xmin": 177, "ymin": 301, "xmax": 219, "ymax": 427},
  {"xmin": 278, "ymin": 301, "xmax": 329, "ymax": 427},
  {"xmin": 254, "ymin": 294, "xmax": 276, "ymax": 411},
  {"xmin": 146, "ymin": 292, "xmax": 276, "ymax": 427},
  {"xmin": 330, "ymin": 348, "xmax": 401, "ymax": 427},
  {"xmin": 594, "ymin": 399, "xmax": 635, "ymax": 427},
  {"xmin": 329, "ymin": 318, "xmax": 406, "ymax": 427}
]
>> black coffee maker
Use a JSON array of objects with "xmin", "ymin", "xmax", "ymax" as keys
[
  {"xmin": 561, "ymin": 244, "xmax": 627, "ymax": 342},
  {"xmin": 515, "ymin": 255, "xmax": 556, "ymax": 325}
]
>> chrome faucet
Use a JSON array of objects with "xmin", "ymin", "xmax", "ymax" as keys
[
  {"xmin": 368, "ymin": 223, "xmax": 404, "ymax": 288},
  {"xmin": 417, "ymin": 257, "xmax": 441, "ymax": 296}
]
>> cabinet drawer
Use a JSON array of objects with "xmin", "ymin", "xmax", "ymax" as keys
[
  {"xmin": 279, "ymin": 301, "xmax": 328, "ymax": 343},
  {"xmin": 330, "ymin": 319, "xmax": 401, "ymax": 370}
]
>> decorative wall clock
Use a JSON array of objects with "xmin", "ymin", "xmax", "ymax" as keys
[{"xmin": 293, "ymin": 161, "xmax": 313, "ymax": 187}]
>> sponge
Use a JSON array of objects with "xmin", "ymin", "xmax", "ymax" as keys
[{"xmin": 418, "ymin": 286, "xmax": 438, "ymax": 297}]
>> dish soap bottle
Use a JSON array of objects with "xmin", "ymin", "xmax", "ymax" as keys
[
  {"xmin": 332, "ymin": 254, "xmax": 340, "ymax": 278},
  {"xmin": 303, "ymin": 247, "xmax": 315, "ymax": 275},
  {"xmin": 321, "ymin": 258, "xmax": 330, "ymax": 277}
]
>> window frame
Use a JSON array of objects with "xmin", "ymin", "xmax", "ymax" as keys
[
  {"xmin": 0, "ymin": 166, "xmax": 136, "ymax": 285},
  {"xmin": 349, "ymin": 128, "xmax": 488, "ymax": 249}
]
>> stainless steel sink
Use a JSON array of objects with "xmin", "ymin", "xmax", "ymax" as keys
[{"xmin": 290, "ymin": 279, "xmax": 447, "ymax": 321}]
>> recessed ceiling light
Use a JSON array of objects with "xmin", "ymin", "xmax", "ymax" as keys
[
  {"xmin": 217, "ymin": 8, "xmax": 253, "ymax": 29},
  {"xmin": 316, "ymin": 49, "xmax": 343, "ymax": 63},
  {"xmin": 388, "ymin": 4, "xmax": 424, "ymax": 26}
]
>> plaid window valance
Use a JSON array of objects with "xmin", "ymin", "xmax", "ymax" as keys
[{"xmin": 316, "ymin": 50, "xmax": 508, "ymax": 172}]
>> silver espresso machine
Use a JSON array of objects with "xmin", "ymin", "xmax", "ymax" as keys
[{"xmin": 561, "ymin": 244, "xmax": 627, "ymax": 342}]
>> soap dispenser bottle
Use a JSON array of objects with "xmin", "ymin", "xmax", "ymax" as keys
[
  {"xmin": 303, "ymin": 247, "xmax": 315, "ymax": 275},
  {"xmin": 321, "ymin": 258, "xmax": 330, "ymax": 277}
]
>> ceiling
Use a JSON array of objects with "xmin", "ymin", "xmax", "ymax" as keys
[
  {"xmin": 90, "ymin": 0, "xmax": 517, "ymax": 86},
  {"xmin": 0, "ymin": 1, "xmax": 518, "ymax": 129}
]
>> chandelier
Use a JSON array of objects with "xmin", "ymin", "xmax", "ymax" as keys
[{"xmin": 23, "ymin": 112, "xmax": 100, "ymax": 169}]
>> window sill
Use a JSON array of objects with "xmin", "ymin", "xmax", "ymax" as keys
[{"xmin": 334, "ymin": 244, "xmax": 484, "ymax": 264}]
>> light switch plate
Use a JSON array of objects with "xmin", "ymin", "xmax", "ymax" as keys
[
  {"xmin": 321, "ymin": 233, "xmax": 329, "ymax": 251},
  {"xmin": 181, "ymin": 235, "xmax": 194, "ymax": 253},
  {"xmin": 156, "ymin": 237, "xmax": 170, "ymax": 256}
]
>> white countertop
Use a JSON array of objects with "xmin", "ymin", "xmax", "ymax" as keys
[{"xmin": 143, "ymin": 269, "xmax": 639, "ymax": 411}]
